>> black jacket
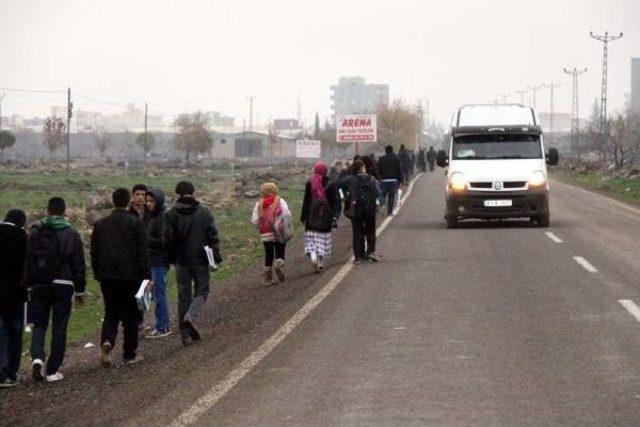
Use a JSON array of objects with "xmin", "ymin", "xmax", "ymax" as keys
[
  {"xmin": 0, "ymin": 222, "xmax": 28, "ymax": 315},
  {"xmin": 91, "ymin": 209, "xmax": 150, "ymax": 283},
  {"xmin": 146, "ymin": 189, "xmax": 168, "ymax": 267},
  {"xmin": 164, "ymin": 197, "xmax": 222, "ymax": 266},
  {"xmin": 25, "ymin": 218, "xmax": 87, "ymax": 294},
  {"xmin": 339, "ymin": 173, "xmax": 381, "ymax": 218},
  {"xmin": 398, "ymin": 149, "xmax": 411, "ymax": 180},
  {"xmin": 377, "ymin": 153, "xmax": 404, "ymax": 184},
  {"xmin": 300, "ymin": 177, "xmax": 339, "ymax": 233}
]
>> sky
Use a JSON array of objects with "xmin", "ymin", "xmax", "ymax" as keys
[{"xmin": 1, "ymin": 0, "xmax": 639, "ymax": 127}]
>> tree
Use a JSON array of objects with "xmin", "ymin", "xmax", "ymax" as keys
[
  {"xmin": 43, "ymin": 116, "xmax": 66, "ymax": 161},
  {"xmin": 136, "ymin": 132, "xmax": 156, "ymax": 163},
  {"xmin": 92, "ymin": 128, "xmax": 112, "ymax": 158},
  {"xmin": 0, "ymin": 130, "xmax": 16, "ymax": 161},
  {"xmin": 377, "ymin": 100, "xmax": 420, "ymax": 150},
  {"xmin": 173, "ymin": 112, "xmax": 212, "ymax": 163},
  {"xmin": 314, "ymin": 113, "xmax": 321, "ymax": 138}
]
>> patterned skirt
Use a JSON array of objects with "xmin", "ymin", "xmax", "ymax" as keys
[{"xmin": 304, "ymin": 231, "xmax": 332, "ymax": 259}]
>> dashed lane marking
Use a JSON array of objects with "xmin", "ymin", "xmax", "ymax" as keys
[
  {"xmin": 169, "ymin": 174, "xmax": 423, "ymax": 427},
  {"xmin": 573, "ymin": 256, "xmax": 598, "ymax": 273},
  {"xmin": 619, "ymin": 300, "xmax": 640, "ymax": 323},
  {"xmin": 544, "ymin": 232, "xmax": 563, "ymax": 243}
]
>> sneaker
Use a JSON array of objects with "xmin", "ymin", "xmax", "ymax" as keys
[
  {"xmin": 46, "ymin": 372, "xmax": 64, "ymax": 382},
  {"xmin": 101, "ymin": 342, "xmax": 112, "ymax": 368},
  {"xmin": 0, "ymin": 378, "xmax": 19, "ymax": 388},
  {"xmin": 32, "ymin": 359, "xmax": 45, "ymax": 382},
  {"xmin": 353, "ymin": 258, "xmax": 362, "ymax": 265},
  {"xmin": 183, "ymin": 318, "xmax": 201, "ymax": 341},
  {"xmin": 273, "ymin": 258, "xmax": 286, "ymax": 282},
  {"xmin": 367, "ymin": 253, "xmax": 380, "ymax": 263},
  {"xmin": 310, "ymin": 251, "xmax": 318, "ymax": 264},
  {"xmin": 124, "ymin": 355, "xmax": 144, "ymax": 366},
  {"xmin": 146, "ymin": 329, "xmax": 172, "ymax": 339}
]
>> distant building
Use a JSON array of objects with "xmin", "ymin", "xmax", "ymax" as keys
[
  {"xmin": 330, "ymin": 76, "xmax": 389, "ymax": 121},
  {"xmin": 204, "ymin": 111, "xmax": 234, "ymax": 132},
  {"xmin": 212, "ymin": 131, "xmax": 296, "ymax": 160},
  {"xmin": 273, "ymin": 119, "xmax": 302, "ymax": 138},
  {"xmin": 632, "ymin": 58, "xmax": 640, "ymax": 115}
]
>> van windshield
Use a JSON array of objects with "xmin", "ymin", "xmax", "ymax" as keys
[{"xmin": 452, "ymin": 134, "xmax": 542, "ymax": 160}]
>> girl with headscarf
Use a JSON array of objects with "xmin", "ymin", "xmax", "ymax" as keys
[
  {"xmin": 251, "ymin": 182, "xmax": 291, "ymax": 286},
  {"xmin": 300, "ymin": 162, "xmax": 338, "ymax": 273}
]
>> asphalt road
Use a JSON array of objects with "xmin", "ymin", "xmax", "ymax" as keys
[{"xmin": 178, "ymin": 172, "xmax": 640, "ymax": 426}]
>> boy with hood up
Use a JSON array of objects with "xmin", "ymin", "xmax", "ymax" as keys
[
  {"xmin": 164, "ymin": 181, "xmax": 222, "ymax": 347},
  {"xmin": 0, "ymin": 209, "xmax": 28, "ymax": 387},
  {"xmin": 145, "ymin": 188, "xmax": 171, "ymax": 339}
]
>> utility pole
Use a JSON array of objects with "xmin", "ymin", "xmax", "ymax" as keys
[
  {"xmin": 515, "ymin": 90, "xmax": 527, "ymax": 105},
  {"xmin": 527, "ymin": 85, "xmax": 544, "ymax": 109},
  {"xmin": 564, "ymin": 67, "xmax": 587, "ymax": 159},
  {"xmin": 543, "ymin": 83, "xmax": 561, "ymax": 143},
  {"xmin": 246, "ymin": 95, "xmax": 256, "ymax": 131},
  {"xmin": 66, "ymin": 87, "xmax": 73, "ymax": 174},
  {"xmin": 590, "ymin": 31, "xmax": 623, "ymax": 164},
  {"xmin": 500, "ymin": 94, "xmax": 509, "ymax": 104}
]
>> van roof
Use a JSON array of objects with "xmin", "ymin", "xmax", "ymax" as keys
[
  {"xmin": 456, "ymin": 104, "xmax": 537, "ymax": 127},
  {"xmin": 451, "ymin": 125, "xmax": 542, "ymax": 137}
]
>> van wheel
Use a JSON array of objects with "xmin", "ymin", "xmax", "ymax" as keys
[
  {"xmin": 535, "ymin": 214, "xmax": 550, "ymax": 227},
  {"xmin": 446, "ymin": 215, "xmax": 458, "ymax": 229}
]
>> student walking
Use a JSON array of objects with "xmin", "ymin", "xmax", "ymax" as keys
[
  {"xmin": 0, "ymin": 210, "xmax": 28, "ymax": 387},
  {"xmin": 300, "ymin": 163, "xmax": 338, "ymax": 273},
  {"xmin": 377, "ymin": 145, "xmax": 404, "ymax": 215},
  {"xmin": 342, "ymin": 160, "xmax": 380, "ymax": 264},
  {"xmin": 91, "ymin": 188, "xmax": 149, "ymax": 367},
  {"xmin": 165, "ymin": 181, "xmax": 222, "ymax": 346},
  {"xmin": 145, "ymin": 189, "xmax": 171, "ymax": 339},
  {"xmin": 26, "ymin": 198, "xmax": 86, "ymax": 382},
  {"xmin": 129, "ymin": 183, "xmax": 150, "ymax": 226},
  {"xmin": 252, "ymin": 182, "xmax": 291, "ymax": 285}
]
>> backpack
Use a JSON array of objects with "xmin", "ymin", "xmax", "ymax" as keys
[
  {"xmin": 307, "ymin": 198, "xmax": 333, "ymax": 231},
  {"xmin": 345, "ymin": 176, "xmax": 376, "ymax": 220},
  {"xmin": 26, "ymin": 227, "xmax": 61, "ymax": 285},
  {"xmin": 273, "ymin": 207, "xmax": 294, "ymax": 243}
]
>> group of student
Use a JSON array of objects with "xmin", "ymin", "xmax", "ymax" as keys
[{"xmin": 0, "ymin": 181, "xmax": 221, "ymax": 387}]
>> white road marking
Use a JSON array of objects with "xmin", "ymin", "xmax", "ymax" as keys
[
  {"xmin": 544, "ymin": 232, "xmax": 563, "ymax": 243},
  {"xmin": 573, "ymin": 256, "xmax": 598, "ymax": 273},
  {"xmin": 393, "ymin": 327, "xmax": 406, "ymax": 331},
  {"xmin": 619, "ymin": 300, "xmax": 640, "ymax": 323},
  {"xmin": 169, "ymin": 175, "xmax": 423, "ymax": 427}
]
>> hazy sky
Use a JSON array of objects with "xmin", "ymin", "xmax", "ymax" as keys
[{"xmin": 1, "ymin": 0, "xmax": 639, "ymax": 127}]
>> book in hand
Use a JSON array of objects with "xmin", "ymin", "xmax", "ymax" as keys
[
  {"xmin": 204, "ymin": 245, "xmax": 219, "ymax": 272},
  {"xmin": 135, "ymin": 279, "xmax": 153, "ymax": 312}
]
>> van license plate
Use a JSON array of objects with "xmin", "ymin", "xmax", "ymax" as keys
[{"xmin": 484, "ymin": 199, "xmax": 512, "ymax": 207}]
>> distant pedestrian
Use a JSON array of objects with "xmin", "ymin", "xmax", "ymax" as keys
[
  {"xmin": 129, "ymin": 184, "xmax": 150, "ymax": 226},
  {"xmin": 165, "ymin": 181, "xmax": 222, "ymax": 346},
  {"xmin": 426, "ymin": 146, "xmax": 436, "ymax": 172},
  {"xmin": 252, "ymin": 182, "xmax": 291, "ymax": 285},
  {"xmin": 0, "ymin": 210, "xmax": 28, "ymax": 388},
  {"xmin": 92, "ymin": 188, "xmax": 149, "ymax": 367},
  {"xmin": 418, "ymin": 147, "xmax": 427, "ymax": 173},
  {"xmin": 26, "ymin": 197, "xmax": 86, "ymax": 383},
  {"xmin": 342, "ymin": 160, "xmax": 380, "ymax": 263},
  {"xmin": 301, "ymin": 163, "xmax": 338, "ymax": 273},
  {"xmin": 145, "ymin": 189, "xmax": 171, "ymax": 339},
  {"xmin": 377, "ymin": 145, "xmax": 404, "ymax": 215},
  {"xmin": 361, "ymin": 155, "xmax": 380, "ymax": 180},
  {"xmin": 398, "ymin": 145, "xmax": 412, "ymax": 183}
]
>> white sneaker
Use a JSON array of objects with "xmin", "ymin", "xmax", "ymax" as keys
[
  {"xmin": 310, "ymin": 251, "xmax": 318, "ymax": 264},
  {"xmin": 32, "ymin": 359, "xmax": 45, "ymax": 382},
  {"xmin": 46, "ymin": 372, "xmax": 64, "ymax": 382}
]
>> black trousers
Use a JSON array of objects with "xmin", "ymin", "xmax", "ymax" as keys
[
  {"xmin": 263, "ymin": 241, "xmax": 286, "ymax": 267},
  {"xmin": 30, "ymin": 285, "xmax": 73, "ymax": 375},
  {"xmin": 100, "ymin": 280, "xmax": 142, "ymax": 360},
  {"xmin": 350, "ymin": 215, "xmax": 376, "ymax": 260},
  {"xmin": 0, "ymin": 310, "xmax": 24, "ymax": 382}
]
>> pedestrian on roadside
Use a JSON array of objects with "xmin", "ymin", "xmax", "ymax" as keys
[
  {"xmin": 398, "ymin": 144, "xmax": 412, "ymax": 183},
  {"xmin": 426, "ymin": 146, "xmax": 436, "ymax": 172},
  {"xmin": 26, "ymin": 197, "xmax": 86, "ymax": 383},
  {"xmin": 144, "ymin": 189, "xmax": 171, "ymax": 339},
  {"xmin": 377, "ymin": 145, "xmax": 405, "ymax": 216},
  {"xmin": 252, "ymin": 182, "xmax": 291, "ymax": 286},
  {"xmin": 301, "ymin": 163, "xmax": 338, "ymax": 273},
  {"xmin": 91, "ymin": 188, "xmax": 149, "ymax": 367},
  {"xmin": 418, "ymin": 147, "xmax": 427, "ymax": 173},
  {"xmin": 341, "ymin": 160, "xmax": 380, "ymax": 264},
  {"xmin": 129, "ymin": 183, "xmax": 150, "ymax": 226},
  {"xmin": 361, "ymin": 155, "xmax": 380, "ymax": 181},
  {"xmin": 0, "ymin": 210, "xmax": 28, "ymax": 388},
  {"xmin": 165, "ymin": 181, "xmax": 222, "ymax": 346}
]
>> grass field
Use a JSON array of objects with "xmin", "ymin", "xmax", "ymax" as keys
[
  {"xmin": 0, "ymin": 165, "xmax": 307, "ymax": 355},
  {"xmin": 551, "ymin": 169, "xmax": 640, "ymax": 207}
]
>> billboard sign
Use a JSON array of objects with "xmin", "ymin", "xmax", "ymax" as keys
[
  {"xmin": 296, "ymin": 139, "xmax": 321, "ymax": 159},
  {"xmin": 336, "ymin": 114, "xmax": 377, "ymax": 143}
]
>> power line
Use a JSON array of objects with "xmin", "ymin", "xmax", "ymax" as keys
[
  {"xmin": 0, "ymin": 86, "xmax": 65, "ymax": 94},
  {"xmin": 527, "ymin": 85, "xmax": 545, "ymax": 109}
]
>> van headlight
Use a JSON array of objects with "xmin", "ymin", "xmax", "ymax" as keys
[
  {"xmin": 449, "ymin": 172, "xmax": 467, "ymax": 192},
  {"xmin": 528, "ymin": 171, "xmax": 547, "ymax": 188}
]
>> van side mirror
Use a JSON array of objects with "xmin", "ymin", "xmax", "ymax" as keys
[
  {"xmin": 436, "ymin": 150, "xmax": 448, "ymax": 167},
  {"xmin": 546, "ymin": 148, "xmax": 559, "ymax": 166}
]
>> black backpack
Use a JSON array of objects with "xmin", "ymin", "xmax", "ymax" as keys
[
  {"xmin": 307, "ymin": 198, "xmax": 333, "ymax": 231},
  {"xmin": 26, "ymin": 227, "xmax": 61, "ymax": 285},
  {"xmin": 345, "ymin": 176, "xmax": 376, "ymax": 219}
]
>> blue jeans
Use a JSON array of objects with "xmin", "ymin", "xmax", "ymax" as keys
[
  {"xmin": 151, "ymin": 266, "xmax": 170, "ymax": 332},
  {"xmin": 380, "ymin": 180, "xmax": 399, "ymax": 213},
  {"xmin": 0, "ymin": 311, "xmax": 24, "ymax": 382}
]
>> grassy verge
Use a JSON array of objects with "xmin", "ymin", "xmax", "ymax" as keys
[
  {"xmin": 551, "ymin": 169, "xmax": 640, "ymax": 207},
  {"xmin": 0, "ymin": 167, "xmax": 307, "ymax": 354}
]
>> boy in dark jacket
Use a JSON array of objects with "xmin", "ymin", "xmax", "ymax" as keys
[
  {"xmin": 377, "ymin": 145, "xmax": 404, "ymax": 215},
  {"xmin": 25, "ymin": 198, "xmax": 86, "ymax": 383},
  {"xmin": 0, "ymin": 210, "xmax": 28, "ymax": 387},
  {"xmin": 145, "ymin": 189, "xmax": 171, "ymax": 339},
  {"xmin": 164, "ymin": 181, "xmax": 221, "ymax": 346},
  {"xmin": 91, "ymin": 188, "xmax": 149, "ymax": 367}
]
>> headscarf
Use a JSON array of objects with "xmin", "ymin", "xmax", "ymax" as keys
[
  {"xmin": 310, "ymin": 162, "xmax": 328, "ymax": 200},
  {"xmin": 259, "ymin": 182, "xmax": 279, "ymax": 234}
]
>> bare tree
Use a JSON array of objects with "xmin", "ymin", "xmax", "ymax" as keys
[
  {"xmin": 43, "ymin": 116, "xmax": 66, "ymax": 161},
  {"xmin": 136, "ymin": 132, "xmax": 156, "ymax": 163},
  {"xmin": 0, "ymin": 130, "xmax": 16, "ymax": 162},
  {"xmin": 174, "ymin": 111, "xmax": 212, "ymax": 163},
  {"xmin": 377, "ymin": 100, "xmax": 420, "ymax": 150},
  {"xmin": 93, "ymin": 128, "xmax": 112, "ymax": 158}
]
